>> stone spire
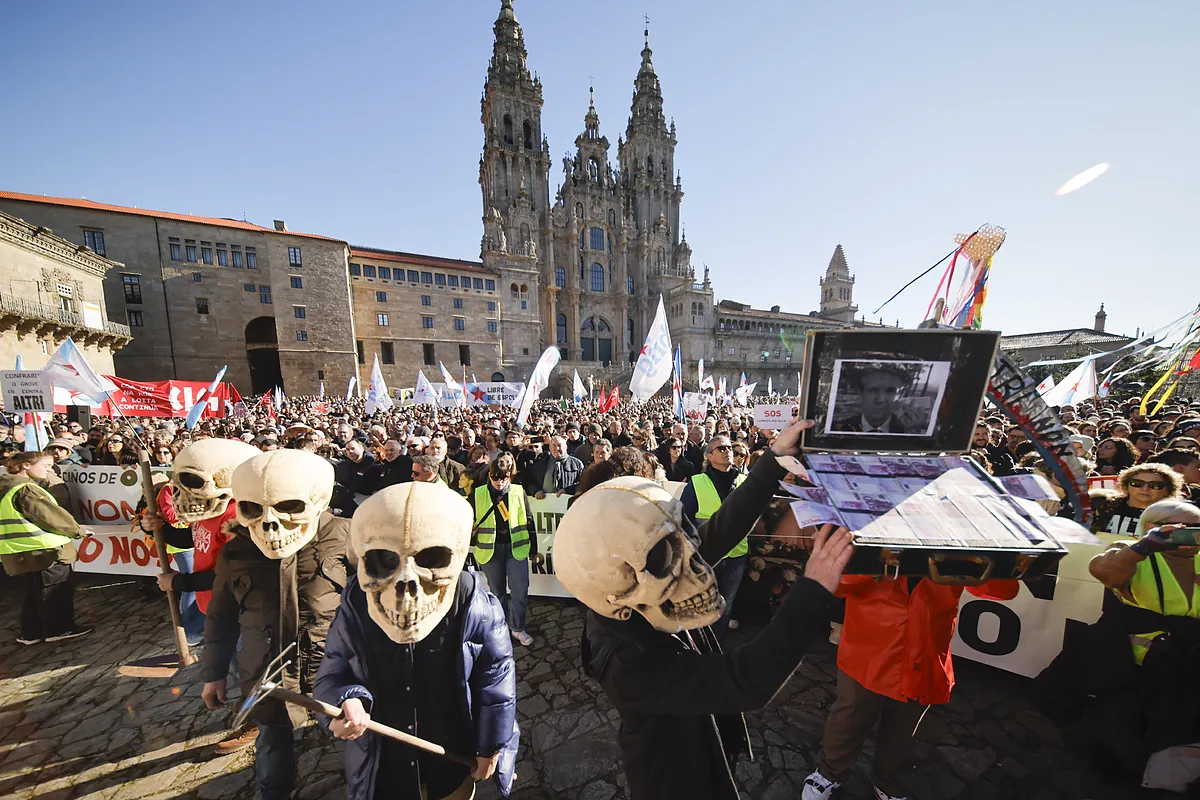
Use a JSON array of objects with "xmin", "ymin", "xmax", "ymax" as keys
[
  {"xmin": 584, "ymin": 85, "xmax": 600, "ymax": 139},
  {"xmin": 488, "ymin": 0, "xmax": 531, "ymax": 87},
  {"xmin": 627, "ymin": 24, "xmax": 667, "ymax": 136},
  {"xmin": 826, "ymin": 244, "xmax": 850, "ymax": 279},
  {"xmin": 819, "ymin": 244, "xmax": 857, "ymax": 323}
]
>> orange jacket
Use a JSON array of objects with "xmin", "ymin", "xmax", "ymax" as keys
[{"xmin": 835, "ymin": 575, "xmax": 1019, "ymax": 705}]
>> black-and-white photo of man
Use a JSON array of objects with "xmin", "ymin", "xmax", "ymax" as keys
[{"xmin": 826, "ymin": 360, "xmax": 949, "ymax": 437}]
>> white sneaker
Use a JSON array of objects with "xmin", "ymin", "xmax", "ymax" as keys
[
  {"xmin": 511, "ymin": 630, "xmax": 533, "ymax": 646},
  {"xmin": 872, "ymin": 787, "xmax": 906, "ymax": 800},
  {"xmin": 829, "ymin": 621, "xmax": 842, "ymax": 645},
  {"xmin": 801, "ymin": 770, "xmax": 841, "ymax": 800}
]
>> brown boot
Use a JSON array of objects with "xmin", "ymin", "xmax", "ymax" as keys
[{"xmin": 213, "ymin": 723, "xmax": 258, "ymax": 754}]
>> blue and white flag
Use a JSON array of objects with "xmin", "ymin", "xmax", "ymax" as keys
[
  {"xmin": 439, "ymin": 362, "xmax": 466, "ymax": 408},
  {"xmin": 414, "ymin": 370, "xmax": 439, "ymax": 408},
  {"xmin": 186, "ymin": 365, "xmax": 227, "ymax": 430},
  {"xmin": 41, "ymin": 337, "xmax": 114, "ymax": 405},
  {"xmin": 273, "ymin": 386, "xmax": 286, "ymax": 411},
  {"xmin": 365, "ymin": 355, "xmax": 395, "ymax": 415},
  {"xmin": 630, "ymin": 296, "xmax": 673, "ymax": 401},
  {"xmin": 697, "ymin": 358, "xmax": 705, "ymax": 391},
  {"xmin": 739, "ymin": 372, "xmax": 748, "ymax": 389},
  {"xmin": 572, "ymin": 369, "xmax": 586, "ymax": 404},
  {"xmin": 672, "ymin": 346, "xmax": 684, "ymax": 420},
  {"xmin": 517, "ymin": 347, "xmax": 561, "ymax": 428}
]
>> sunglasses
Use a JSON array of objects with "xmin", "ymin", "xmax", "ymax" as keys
[
  {"xmin": 711, "ymin": 445, "xmax": 731, "ymax": 453},
  {"xmin": 1127, "ymin": 479, "xmax": 1168, "ymax": 491},
  {"xmin": 733, "ymin": 450, "xmax": 749, "ymax": 457}
]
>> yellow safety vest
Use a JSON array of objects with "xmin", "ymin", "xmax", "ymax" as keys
[
  {"xmin": 1124, "ymin": 552, "xmax": 1200, "ymax": 666},
  {"xmin": 473, "ymin": 484, "xmax": 531, "ymax": 564},
  {"xmin": 691, "ymin": 471, "xmax": 748, "ymax": 560},
  {"xmin": 0, "ymin": 482, "xmax": 73, "ymax": 556}
]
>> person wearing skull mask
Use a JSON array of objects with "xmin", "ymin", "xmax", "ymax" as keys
[
  {"xmin": 554, "ymin": 417, "xmax": 855, "ymax": 800},
  {"xmin": 314, "ymin": 480, "xmax": 520, "ymax": 799},
  {"xmin": 201, "ymin": 449, "xmax": 352, "ymax": 800}
]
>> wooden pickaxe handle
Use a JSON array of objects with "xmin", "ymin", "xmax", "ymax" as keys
[
  {"xmin": 140, "ymin": 453, "xmax": 196, "ymax": 667},
  {"xmin": 267, "ymin": 686, "xmax": 476, "ymax": 768}
]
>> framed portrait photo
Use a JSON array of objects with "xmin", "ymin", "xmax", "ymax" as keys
[{"xmin": 799, "ymin": 329, "xmax": 1000, "ymax": 453}]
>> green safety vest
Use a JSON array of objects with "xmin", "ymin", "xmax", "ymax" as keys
[
  {"xmin": 1124, "ymin": 551, "xmax": 1200, "ymax": 666},
  {"xmin": 473, "ymin": 484, "xmax": 531, "ymax": 565},
  {"xmin": 691, "ymin": 471, "xmax": 748, "ymax": 560},
  {"xmin": 0, "ymin": 481, "xmax": 73, "ymax": 556}
]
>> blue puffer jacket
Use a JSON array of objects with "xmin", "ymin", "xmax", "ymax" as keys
[{"xmin": 313, "ymin": 569, "xmax": 519, "ymax": 799}]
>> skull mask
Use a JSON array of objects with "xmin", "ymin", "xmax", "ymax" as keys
[
  {"xmin": 351, "ymin": 481, "xmax": 472, "ymax": 644},
  {"xmin": 233, "ymin": 450, "xmax": 334, "ymax": 559},
  {"xmin": 171, "ymin": 439, "xmax": 260, "ymax": 525},
  {"xmin": 554, "ymin": 476, "xmax": 723, "ymax": 633}
]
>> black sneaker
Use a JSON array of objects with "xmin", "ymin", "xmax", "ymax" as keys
[
  {"xmin": 45, "ymin": 627, "xmax": 93, "ymax": 642},
  {"xmin": 15, "ymin": 636, "xmax": 43, "ymax": 646}
]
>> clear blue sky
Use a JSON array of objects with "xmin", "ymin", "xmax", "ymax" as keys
[{"xmin": 3, "ymin": 0, "xmax": 1197, "ymax": 337}]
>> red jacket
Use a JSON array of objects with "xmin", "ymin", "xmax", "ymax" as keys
[
  {"xmin": 836, "ymin": 576, "xmax": 1019, "ymax": 705},
  {"xmin": 157, "ymin": 485, "xmax": 236, "ymax": 614}
]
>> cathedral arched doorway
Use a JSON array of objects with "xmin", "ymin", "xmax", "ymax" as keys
[
  {"xmin": 580, "ymin": 316, "xmax": 612, "ymax": 365},
  {"xmin": 245, "ymin": 316, "xmax": 283, "ymax": 395}
]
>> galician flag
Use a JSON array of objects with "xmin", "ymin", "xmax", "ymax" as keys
[
  {"xmin": 414, "ymin": 370, "xmax": 439, "ymax": 408},
  {"xmin": 672, "ymin": 345, "xmax": 684, "ymax": 420},
  {"xmin": 630, "ymin": 296, "xmax": 672, "ymax": 401},
  {"xmin": 735, "ymin": 382, "xmax": 757, "ymax": 407},
  {"xmin": 185, "ymin": 365, "xmax": 227, "ymax": 430},
  {"xmin": 41, "ymin": 337, "xmax": 115, "ymax": 405},
  {"xmin": 439, "ymin": 362, "xmax": 466, "ymax": 408},
  {"xmin": 1035, "ymin": 375, "xmax": 1057, "ymax": 396},
  {"xmin": 365, "ymin": 355, "xmax": 394, "ymax": 415},
  {"xmin": 697, "ymin": 359, "xmax": 705, "ymax": 391},
  {"xmin": 572, "ymin": 369, "xmax": 586, "ymax": 404},
  {"xmin": 1042, "ymin": 358, "xmax": 1098, "ymax": 407},
  {"xmin": 718, "ymin": 376, "xmax": 727, "ymax": 402},
  {"xmin": 517, "ymin": 346, "xmax": 561, "ymax": 428}
]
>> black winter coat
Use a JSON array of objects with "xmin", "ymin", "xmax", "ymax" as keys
[{"xmin": 582, "ymin": 454, "xmax": 834, "ymax": 800}]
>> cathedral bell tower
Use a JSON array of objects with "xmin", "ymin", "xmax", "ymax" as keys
[
  {"xmin": 818, "ymin": 244, "xmax": 858, "ymax": 324},
  {"xmin": 480, "ymin": 0, "xmax": 550, "ymax": 377}
]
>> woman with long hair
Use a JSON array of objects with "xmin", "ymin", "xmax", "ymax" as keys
[
  {"xmin": 1094, "ymin": 437, "xmax": 1138, "ymax": 476},
  {"xmin": 150, "ymin": 442, "xmax": 177, "ymax": 467},
  {"xmin": 660, "ymin": 436, "xmax": 697, "ymax": 482},
  {"xmin": 1, "ymin": 452, "xmax": 91, "ymax": 644},
  {"xmin": 95, "ymin": 432, "xmax": 139, "ymax": 466}
]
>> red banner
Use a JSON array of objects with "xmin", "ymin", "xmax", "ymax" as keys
[{"xmin": 54, "ymin": 377, "xmax": 243, "ymax": 419}]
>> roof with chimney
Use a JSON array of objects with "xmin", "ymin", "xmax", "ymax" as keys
[{"xmin": 999, "ymin": 328, "xmax": 1132, "ymax": 350}]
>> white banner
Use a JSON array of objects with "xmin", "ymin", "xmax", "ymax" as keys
[
  {"xmin": 683, "ymin": 392, "xmax": 709, "ymax": 420},
  {"xmin": 424, "ymin": 382, "xmax": 526, "ymax": 408},
  {"xmin": 753, "ymin": 403, "xmax": 795, "ymax": 431},
  {"xmin": 2, "ymin": 370, "xmax": 53, "ymax": 414},
  {"xmin": 526, "ymin": 494, "xmax": 571, "ymax": 597},
  {"xmin": 75, "ymin": 531, "xmax": 179, "ymax": 576}
]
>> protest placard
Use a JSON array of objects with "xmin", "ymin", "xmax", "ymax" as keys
[
  {"xmin": 753, "ymin": 403, "xmax": 795, "ymax": 431},
  {"xmin": 1, "ymin": 370, "xmax": 53, "ymax": 414}
]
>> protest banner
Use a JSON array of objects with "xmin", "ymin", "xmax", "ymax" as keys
[
  {"xmin": 753, "ymin": 403, "xmax": 795, "ymax": 431},
  {"xmin": 1, "ymin": 370, "xmax": 54, "ymax": 414},
  {"xmin": 74, "ymin": 531, "xmax": 179, "ymax": 576},
  {"xmin": 61, "ymin": 465, "xmax": 180, "ymax": 576},
  {"xmin": 428, "ymin": 381, "xmax": 526, "ymax": 408},
  {"xmin": 526, "ymin": 493, "xmax": 571, "ymax": 597},
  {"xmin": 53, "ymin": 377, "xmax": 242, "ymax": 419},
  {"xmin": 683, "ymin": 392, "xmax": 709, "ymax": 420}
]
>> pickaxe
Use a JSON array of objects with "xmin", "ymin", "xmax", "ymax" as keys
[{"xmin": 235, "ymin": 644, "xmax": 475, "ymax": 768}]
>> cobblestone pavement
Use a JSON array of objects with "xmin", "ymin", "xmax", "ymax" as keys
[{"xmin": 0, "ymin": 575, "xmax": 1168, "ymax": 799}]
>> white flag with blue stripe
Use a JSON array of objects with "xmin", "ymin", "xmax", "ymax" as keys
[
  {"xmin": 186, "ymin": 365, "xmax": 227, "ymax": 430},
  {"xmin": 630, "ymin": 296, "xmax": 673, "ymax": 401}
]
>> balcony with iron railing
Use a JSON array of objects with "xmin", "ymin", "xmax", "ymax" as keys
[{"xmin": 0, "ymin": 292, "xmax": 133, "ymax": 348}]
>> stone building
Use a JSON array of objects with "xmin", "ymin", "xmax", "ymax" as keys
[
  {"xmin": 999, "ymin": 304, "xmax": 1134, "ymax": 371},
  {"xmin": 0, "ymin": 209, "xmax": 132, "ymax": 375},
  {"xmin": 478, "ymin": 1, "xmax": 714, "ymax": 389},
  {"xmin": 0, "ymin": 192, "xmax": 358, "ymax": 396},
  {"xmin": 348, "ymin": 247, "xmax": 504, "ymax": 387}
]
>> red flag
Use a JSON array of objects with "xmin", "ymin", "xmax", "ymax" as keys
[{"xmin": 607, "ymin": 386, "xmax": 620, "ymax": 410}]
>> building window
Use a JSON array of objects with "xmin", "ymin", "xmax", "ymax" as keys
[
  {"xmin": 377, "ymin": 313, "xmax": 389, "ymax": 326},
  {"xmin": 169, "ymin": 238, "xmax": 181, "ymax": 261},
  {"xmin": 459, "ymin": 344, "xmax": 471, "ymax": 365},
  {"xmin": 196, "ymin": 297, "xmax": 210, "ymax": 314},
  {"xmin": 422, "ymin": 316, "xmax": 434, "ymax": 329},
  {"xmin": 485, "ymin": 279, "xmax": 495, "ymax": 291},
  {"xmin": 407, "ymin": 270, "xmax": 420, "ymax": 282},
  {"xmin": 295, "ymin": 330, "xmax": 308, "ymax": 342},
  {"xmin": 201, "ymin": 243, "xmax": 213, "ymax": 265},
  {"xmin": 290, "ymin": 276, "xmax": 303, "ymax": 289},
  {"xmin": 294, "ymin": 306, "xmax": 306, "ymax": 319},
  {"xmin": 122, "ymin": 274, "xmax": 142, "ymax": 304},
  {"xmin": 556, "ymin": 313, "xmax": 567, "ymax": 344},
  {"xmin": 232, "ymin": 246, "xmax": 244, "ymax": 268},
  {"xmin": 83, "ymin": 229, "xmax": 105, "ymax": 255},
  {"xmin": 454, "ymin": 318, "xmax": 465, "ymax": 331},
  {"xmin": 377, "ymin": 291, "xmax": 388, "ymax": 303},
  {"xmin": 423, "ymin": 343, "xmax": 436, "ymax": 365},
  {"xmin": 216, "ymin": 244, "xmax": 228, "ymax": 266},
  {"xmin": 421, "ymin": 272, "xmax": 433, "ymax": 284},
  {"xmin": 246, "ymin": 246, "xmax": 257, "ymax": 269},
  {"xmin": 185, "ymin": 240, "xmax": 198, "ymax": 263},
  {"xmin": 421, "ymin": 295, "xmax": 431, "ymax": 306},
  {"xmin": 363, "ymin": 265, "xmax": 377, "ymax": 278},
  {"xmin": 627, "ymin": 276, "xmax": 634, "ymax": 295},
  {"xmin": 193, "ymin": 272, "xmax": 202, "ymax": 283},
  {"xmin": 448, "ymin": 275, "xmax": 459, "ymax": 288},
  {"xmin": 555, "ymin": 266, "xmax": 566, "ymax": 287},
  {"xmin": 488, "ymin": 321, "xmax": 498, "ymax": 333},
  {"xmin": 244, "ymin": 283, "xmax": 256, "ymax": 292},
  {"xmin": 454, "ymin": 298, "xmax": 463, "ymax": 310},
  {"xmin": 590, "ymin": 227, "xmax": 605, "ymax": 250},
  {"xmin": 590, "ymin": 263, "xmax": 605, "ymax": 292},
  {"xmin": 59, "ymin": 295, "xmax": 73, "ymax": 313},
  {"xmin": 628, "ymin": 319, "xmax": 635, "ymax": 351},
  {"xmin": 728, "ymin": 347, "xmax": 736, "ymax": 355},
  {"xmin": 381, "ymin": 341, "xmax": 395, "ymax": 364},
  {"xmin": 127, "ymin": 309, "xmax": 144, "ymax": 327},
  {"xmin": 259, "ymin": 286, "xmax": 272, "ymax": 304},
  {"xmin": 378, "ymin": 267, "xmax": 391, "ymax": 280},
  {"xmin": 349, "ymin": 262, "xmax": 361, "ymax": 276},
  {"xmin": 435, "ymin": 273, "xmax": 446, "ymax": 286},
  {"xmin": 471, "ymin": 278, "xmax": 483, "ymax": 290},
  {"xmin": 288, "ymin": 247, "xmax": 303, "ymax": 266},
  {"xmin": 356, "ymin": 340, "xmax": 365, "ymax": 364},
  {"xmin": 487, "ymin": 301, "xmax": 496, "ymax": 312}
]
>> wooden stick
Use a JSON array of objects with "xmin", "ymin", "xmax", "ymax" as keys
[
  {"xmin": 267, "ymin": 686, "xmax": 476, "ymax": 768},
  {"xmin": 139, "ymin": 452, "xmax": 196, "ymax": 667}
]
